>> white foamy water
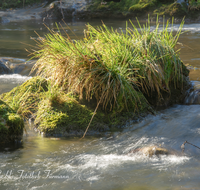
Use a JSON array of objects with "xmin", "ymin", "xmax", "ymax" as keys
[
  {"xmin": 0, "ymin": 74, "xmax": 31, "ymax": 83},
  {"xmin": 0, "ymin": 74, "xmax": 32, "ymax": 94},
  {"xmin": 59, "ymin": 153, "xmax": 189, "ymax": 172}
]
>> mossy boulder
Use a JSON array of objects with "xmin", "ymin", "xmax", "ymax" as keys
[
  {"xmin": 34, "ymin": 94, "xmax": 108, "ymax": 135},
  {"xmin": 0, "ymin": 76, "xmax": 48, "ymax": 118},
  {"xmin": 153, "ymin": 2, "xmax": 188, "ymax": 17},
  {"xmin": 0, "ymin": 76, "xmax": 151, "ymax": 137},
  {"xmin": 34, "ymin": 89, "xmax": 151, "ymax": 136},
  {"xmin": 129, "ymin": 0, "xmax": 157, "ymax": 13},
  {"xmin": 0, "ymin": 100, "xmax": 24, "ymax": 143}
]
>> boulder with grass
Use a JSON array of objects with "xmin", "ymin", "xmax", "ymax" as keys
[
  {"xmin": 1, "ymin": 76, "xmax": 150, "ymax": 137},
  {"xmin": 0, "ymin": 76, "xmax": 48, "ymax": 118},
  {"xmin": 27, "ymin": 20, "xmax": 190, "ymax": 136},
  {"xmin": 31, "ymin": 19, "xmax": 190, "ymax": 109},
  {"xmin": 1, "ymin": 20, "xmax": 190, "ymax": 137}
]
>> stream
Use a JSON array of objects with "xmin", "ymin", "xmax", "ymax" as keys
[{"xmin": 0, "ymin": 18, "xmax": 200, "ymax": 189}]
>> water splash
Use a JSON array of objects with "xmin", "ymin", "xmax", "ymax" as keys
[
  {"xmin": 0, "ymin": 74, "xmax": 31, "ymax": 83},
  {"xmin": 184, "ymin": 81, "xmax": 200, "ymax": 104}
]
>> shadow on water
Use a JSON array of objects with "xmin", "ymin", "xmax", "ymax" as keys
[{"xmin": 0, "ymin": 142, "xmax": 24, "ymax": 152}]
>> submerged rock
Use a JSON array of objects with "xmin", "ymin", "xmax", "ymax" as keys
[
  {"xmin": 185, "ymin": 89, "xmax": 200, "ymax": 104},
  {"xmin": 0, "ymin": 57, "xmax": 36, "ymax": 76},
  {"xmin": 0, "ymin": 60, "xmax": 12, "ymax": 74},
  {"xmin": 0, "ymin": 100, "xmax": 24, "ymax": 143},
  {"xmin": 129, "ymin": 145, "xmax": 175, "ymax": 157}
]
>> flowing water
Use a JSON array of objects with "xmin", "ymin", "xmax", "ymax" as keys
[{"xmin": 1, "ymin": 18, "xmax": 200, "ymax": 189}]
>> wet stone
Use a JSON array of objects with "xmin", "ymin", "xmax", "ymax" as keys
[
  {"xmin": 185, "ymin": 89, "xmax": 200, "ymax": 104},
  {"xmin": 0, "ymin": 60, "xmax": 12, "ymax": 74}
]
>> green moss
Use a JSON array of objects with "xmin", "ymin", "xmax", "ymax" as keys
[
  {"xmin": 32, "ymin": 85, "xmax": 150, "ymax": 135},
  {"xmin": 129, "ymin": 0, "xmax": 157, "ymax": 12},
  {"xmin": 189, "ymin": 0, "xmax": 200, "ymax": 10},
  {"xmin": 0, "ymin": 76, "xmax": 48, "ymax": 117},
  {"xmin": 0, "ymin": 122, "xmax": 8, "ymax": 133},
  {"xmin": 0, "ymin": 100, "xmax": 24, "ymax": 143},
  {"xmin": 6, "ymin": 113, "xmax": 24, "ymax": 135},
  {"xmin": 1, "ymin": 17, "xmax": 188, "ymax": 137},
  {"xmin": 0, "ymin": 121, "xmax": 8, "ymax": 143},
  {"xmin": 153, "ymin": 3, "xmax": 187, "ymax": 17},
  {"xmin": 35, "ymin": 94, "xmax": 107, "ymax": 134},
  {"xmin": 0, "ymin": 100, "xmax": 14, "ymax": 116},
  {"xmin": 88, "ymin": 0, "xmax": 195, "ymax": 18}
]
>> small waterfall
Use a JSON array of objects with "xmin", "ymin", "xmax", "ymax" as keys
[{"xmin": 184, "ymin": 81, "xmax": 200, "ymax": 104}]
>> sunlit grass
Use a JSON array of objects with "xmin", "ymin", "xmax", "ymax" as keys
[{"xmin": 31, "ymin": 18, "xmax": 184, "ymax": 114}]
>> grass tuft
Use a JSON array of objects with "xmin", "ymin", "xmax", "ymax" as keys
[{"xmin": 31, "ymin": 18, "xmax": 184, "ymax": 114}]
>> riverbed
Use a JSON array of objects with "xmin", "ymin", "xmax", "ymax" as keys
[{"xmin": 0, "ymin": 18, "xmax": 200, "ymax": 189}]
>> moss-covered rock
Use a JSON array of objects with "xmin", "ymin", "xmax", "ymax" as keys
[
  {"xmin": 129, "ymin": 0, "xmax": 157, "ymax": 13},
  {"xmin": 0, "ymin": 76, "xmax": 48, "ymax": 118},
  {"xmin": 33, "ymin": 81, "xmax": 151, "ymax": 136},
  {"xmin": 0, "ymin": 76, "xmax": 151, "ymax": 137},
  {"xmin": 34, "ymin": 94, "xmax": 107, "ymax": 134},
  {"xmin": 0, "ymin": 100, "xmax": 24, "ymax": 143},
  {"xmin": 85, "ymin": 0, "xmax": 199, "ymax": 20},
  {"xmin": 153, "ymin": 2, "xmax": 188, "ymax": 17}
]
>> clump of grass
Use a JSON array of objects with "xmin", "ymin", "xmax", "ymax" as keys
[
  {"xmin": 30, "ymin": 19, "xmax": 185, "ymax": 137},
  {"xmin": 32, "ymin": 18, "xmax": 184, "ymax": 110}
]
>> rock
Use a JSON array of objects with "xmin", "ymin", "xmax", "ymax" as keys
[
  {"xmin": 185, "ymin": 89, "xmax": 200, "ymax": 104},
  {"xmin": 0, "ymin": 58, "xmax": 36, "ymax": 75},
  {"xmin": 12, "ymin": 62, "xmax": 36, "ymax": 76},
  {"xmin": 0, "ymin": 60, "xmax": 12, "ymax": 74},
  {"xmin": 1, "ymin": 17, "xmax": 10, "ymax": 24},
  {"xmin": 0, "ymin": 100, "xmax": 24, "ymax": 143},
  {"xmin": 129, "ymin": 145, "xmax": 169, "ymax": 157},
  {"xmin": 184, "ymin": 81, "xmax": 200, "ymax": 104},
  {"xmin": 176, "ymin": 0, "xmax": 187, "ymax": 6},
  {"xmin": 42, "ymin": 0, "xmax": 89, "ymax": 19}
]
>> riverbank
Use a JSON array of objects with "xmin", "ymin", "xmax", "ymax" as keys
[
  {"xmin": 85, "ymin": 0, "xmax": 200, "ymax": 21},
  {"xmin": 1, "ymin": 1, "xmax": 200, "ymax": 23}
]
